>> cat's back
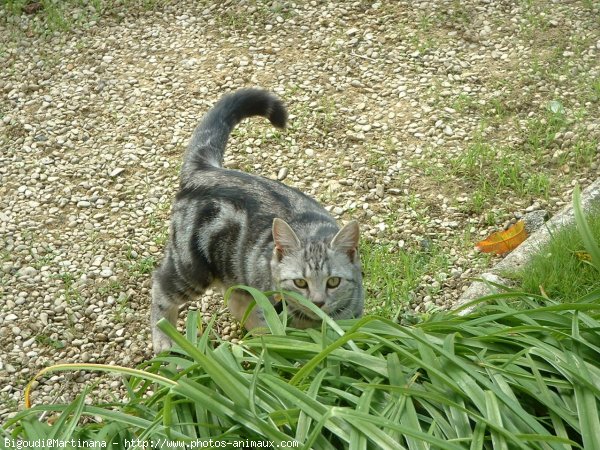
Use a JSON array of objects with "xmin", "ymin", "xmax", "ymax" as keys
[{"xmin": 175, "ymin": 166, "xmax": 328, "ymax": 225}]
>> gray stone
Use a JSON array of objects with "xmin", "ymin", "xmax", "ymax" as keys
[
  {"xmin": 522, "ymin": 210, "xmax": 548, "ymax": 234},
  {"xmin": 456, "ymin": 273, "xmax": 509, "ymax": 315},
  {"xmin": 109, "ymin": 168, "xmax": 125, "ymax": 177},
  {"xmin": 277, "ymin": 167, "xmax": 288, "ymax": 181},
  {"xmin": 100, "ymin": 268, "xmax": 113, "ymax": 278}
]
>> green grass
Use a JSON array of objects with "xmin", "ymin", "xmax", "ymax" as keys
[
  {"xmin": 524, "ymin": 100, "xmax": 567, "ymax": 159},
  {"xmin": 361, "ymin": 241, "xmax": 450, "ymax": 319},
  {"xmin": 507, "ymin": 207, "xmax": 600, "ymax": 301},
  {"xmin": 591, "ymin": 77, "xmax": 600, "ymax": 103},
  {"xmin": 97, "ymin": 279, "xmax": 123, "ymax": 296},
  {"xmin": 366, "ymin": 151, "xmax": 389, "ymax": 172},
  {"xmin": 5, "ymin": 291, "xmax": 600, "ymax": 449},
  {"xmin": 124, "ymin": 253, "xmax": 157, "ymax": 279},
  {"xmin": 4, "ymin": 190, "xmax": 600, "ymax": 447},
  {"xmin": 133, "ymin": 256, "xmax": 156, "ymax": 275},
  {"xmin": 2, "ymin": 0, "xmax": 100, "ymax": 33},
  {"xmin": 35, "ymin": 333, "xmax": 66, "ymax": 349},
  {"xmin": 451, "ymin": 93, "xmax": 476, "ymax": 112},
  {"xmin": 53, "ymin": 271, "xmax": 83, "ymax": 305},
  {"xmin": 1, "ymin": 0, "xmax": 172, "ymax": 35},
  {"xmin": 148, "ymin": 214, "xmax": 169, "ymax": 247},
  {"xmin": 447, "ymin": 140, "xmax": 551, "ymax": 214},
  {"xmin": 432, "ymin": 96, "xmax": 594, "ymax": 215},
  {"xmin": 216, "ymin": 0, "xmax": 295, "ymax": 31},
  {"xmin": 560, "ymin": 138, "xmax": 599, "ymax": 169},
  {"xmin": 32, "ymin": 252, "xmax": 55, "ymax": 270}
]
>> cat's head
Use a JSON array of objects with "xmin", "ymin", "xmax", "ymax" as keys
[{"xmin": 270, "ymin": 218, "xmax": 364, "ymax": 326}]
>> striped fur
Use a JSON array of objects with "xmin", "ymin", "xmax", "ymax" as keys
[{"xmin": 151, "ymin": 89, "xmax": 363, "ymax": 353}]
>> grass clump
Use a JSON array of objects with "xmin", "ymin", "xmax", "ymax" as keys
[
  {"xmin": 508, "ymin": 208, "xmax": 600, "ymax": 300},
  {"xmin": 360, "ymin": 240, "xmax": 450, "ymax": 319},
  {"xmin": 448, "ymin": 140, "xmax": 551, "ymax": 214},
  {"xmin": 3, "ymin": 187, "xmax": 600, "ymax": 448},
  {"xmin": 1, "ymin": 0, "xmax": 172, "ymax": 35},
  {"xmin": 5, "ymin": 293, "xmax": 600, "ymax": 449}
]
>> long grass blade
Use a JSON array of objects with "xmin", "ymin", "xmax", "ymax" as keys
[
  {"xmin": 225, "ymin": 285, "xmax": 285, "ymax": 335},
  {"xmin": 158, "ymin": 318, "xmax": 251, "ymax": 407},
  {"xmin": 24, "ymin": 363, "xmax": 176, "ymax": 408},
  {"xmin": 573, "ymin": 184, "xmax": 600, "ymax": 272}
]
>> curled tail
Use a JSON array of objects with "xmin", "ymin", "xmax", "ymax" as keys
[{"xmin": 181, "ymin": 88, "xmax": 287, "ymax": 180}]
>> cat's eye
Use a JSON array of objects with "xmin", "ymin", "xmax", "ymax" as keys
[
  {"xmin": 326, "ymin": 277, "xmax": 341, "ymax": 289},
  {"xmin": 293, "ymin": 278, "xmax": 308, "ymax": 289}
]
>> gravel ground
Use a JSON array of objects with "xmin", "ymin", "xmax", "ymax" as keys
[{"xmin": 1, "ymin": 1, "xmax": 599, "ymax": 418}]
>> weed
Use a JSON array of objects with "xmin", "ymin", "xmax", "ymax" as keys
[
  {"xmin": 53, "ymin": 272, "xmax": 82, "ymax": 304},
  {"xmin": 32, "ymin": 252, "xmax": 55, "ymax": 270},
  {"xmin": 524, "ymin": 100, "xmax": 567, "ymax": 158},
  {"xmin": 128, "ymin": 256, "xmax": 157, "ymax": 276},
  {"xmin": 469, "ymin": 190, "xmax": 487, "ymax": 214},
  {"xmin": 361, "ymin": 240, "xmax": 450, "ymax": 319},
  {"xmin": 366, "ymin": 151, "xmax": 388, "ymax": 172},
  {"xmin": 451, "ymin": 142, "xmax": 497, "ymax": 178},
  {"xmin": 332, "ymin": 164, "xmax": 348, "ymax": 180},
  {"xmin": 523, "ymin": 172, "xmax": 550, "ymax": 198},
  {"xmin": 449, "ymin": 136, "xmax": 551, "ymax": 213},
  {"xmin": 1, "ymin": 0, "xmax": 167, "ymax": 36},
  {"xmin": 113, "ymin": 292, "xmax": 131, "ymax": 322},
  {"xmin": 55, "ymin": 271, "xmax": 75, "ymax": 288},
  {"xmin": 488, "ymin": 97, "xmax": 509, "ymax": 120},
  {"xmin": 571, "ymin": 139, "xmax": 599, "ymax": 168},
  {"xmin": 444, "ymin": 0, "xmax": 473, "ymax": 26},
  {"xmin": 152, "ymin": 229, "xmax": 169, "ymax": 247},
  {"xmin": 360, "ymin": 242, "xmax": 411, "ymax": 318},
  {"xmin": 0, "ymin": 393, "xmax": 18, "ymax": 412},
  {"xmin": 221, "ymin": 9, "xmax": 252, "ymax": 30},
  {"xmin": 452, "ymin": 93, "xmax": 475, "ymax": 112},
  {"xmin": 147, "ymin": 209, "xmax": 170, "ymax": 247},
  {"xmin": 417, "ymin": 13, "xmax": 433, "ymax": 34},
  {"xmin": 520, "ymin": 0, "xmax": 550, "ymax": 35},
  {"xmin": 36, "ymin": 334, "xmax": 66, "ymax": 349},
  {"xmin": 98, "ymin": 280, "xmax": 123, "ymax": 296},
  {"xmin": 591, "ymin": 77, "xmax": 600, "ymax": 102},
  {"xmin": 2, "ymin": 0, "xmax": 28, "ymax": 15},
  {"xmin": 314, "ymin": 97, "xmax": 337, "ymax": 133},
  {"xmin": 0, "ymin": 250, "xmax": 10, "ymax": 262}
]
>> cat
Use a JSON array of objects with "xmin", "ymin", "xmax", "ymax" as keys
[{"xmin": 151, "ymin": 88, "xmax": 364, "ymax": 353}]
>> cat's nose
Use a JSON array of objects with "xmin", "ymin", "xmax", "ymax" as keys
[{"xmin": 314, "ymin": 301, "xmax": 325, "ymax": 309}]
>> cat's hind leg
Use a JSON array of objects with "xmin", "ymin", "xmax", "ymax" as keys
[{"xmin": 151, "ymin": 253, "xmax": 207, "ymax": 354}]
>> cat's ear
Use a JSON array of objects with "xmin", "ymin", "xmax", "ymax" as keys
[
  {"xmin": 330, "ymin": 220, "xmax": 360, "ymax": 261},
  {"xmin": 272, "ymin": 218, "xmax": 301, "ymax": 260}
]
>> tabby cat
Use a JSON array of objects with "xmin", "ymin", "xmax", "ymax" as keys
[{"xmin": 151, "ymin": 89, "xmax": 364, "ymax": 353}]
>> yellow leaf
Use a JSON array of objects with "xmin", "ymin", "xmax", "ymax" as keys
[
  {"xmin": 574, "ymin": 251, "xmax": 592, "ymax": 262},
  {"xmin": 476, "ymin": 220, "xmax": 528, "ymax": 255}
]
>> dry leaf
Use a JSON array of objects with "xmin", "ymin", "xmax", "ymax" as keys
[
  {"xmin": 23, "ymin": 2, "xmax": 43, "ymax": 14},
  {"xmin": 574, "ymin": 251, "xmax": 592, "ymax": 262},
  {"xmin": 476, "ymin": 220, "xmax": 527, "ymax": 255}
]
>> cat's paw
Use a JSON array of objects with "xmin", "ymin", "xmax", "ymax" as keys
[{"xmin": 152, "ymin": 332, "xmax": 172, "ymax": 354}]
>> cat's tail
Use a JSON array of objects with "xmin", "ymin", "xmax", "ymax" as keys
[{"xmin": 181, "ymin": 88, "xmax": 287, "ymax": 180}]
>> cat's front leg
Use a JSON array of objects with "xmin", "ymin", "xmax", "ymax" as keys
[
  {"xmin": 150, "ymin": 254, "xmax": 205, "ymax": 354},
  {"xmin": 150, "ymin": 277, "xmax": 181, "ymax": 353}
]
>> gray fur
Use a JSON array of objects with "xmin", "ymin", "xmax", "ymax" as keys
[{"xmin": 151, "ymin": 89, "xmax": 364, "ymax": 353}]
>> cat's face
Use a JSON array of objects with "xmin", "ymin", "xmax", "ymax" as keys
[{"xmin": 270, "ymin": 219, "xmax": 364, "ymax": 326}]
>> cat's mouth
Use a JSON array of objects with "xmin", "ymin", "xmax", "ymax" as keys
[
  {"xmin": 328, "ymin": 304, "xmax": 349, "ymax": 317},
  {"xmin": 289, "ymin": 306, "xmax": 320, "ymax": 321},
  {"xmin": 289, "ymin": 303, "xmax": 346, "ymax": 321}
]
